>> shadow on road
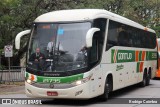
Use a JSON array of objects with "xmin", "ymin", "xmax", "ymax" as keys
[
  {"xmin": 42, "ymin": 98, "xmax": 100, "ymax": 106},
  {"xmin": 153, "ymin": 77, "xmax": 160, "ymax": 80}
]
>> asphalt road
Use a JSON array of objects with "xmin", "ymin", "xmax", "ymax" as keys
[{"xmin": 1, "ymin": 79, "xmax": 160, "ymax": 107}]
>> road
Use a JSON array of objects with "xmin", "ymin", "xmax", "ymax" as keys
[{"xmin": 0, "ymin": 79, "xmax": 160, "ymax": 107}]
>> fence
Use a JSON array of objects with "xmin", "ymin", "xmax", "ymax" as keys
[{"xmin": 0, "ymin": 66, "xmax": 25, "ymax": 84}]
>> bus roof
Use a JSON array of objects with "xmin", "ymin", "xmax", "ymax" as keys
[{"xmin": 34, "ymin": 9, "xmax": 155, "ymax": 33}]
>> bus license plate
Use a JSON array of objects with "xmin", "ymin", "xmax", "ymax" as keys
[{"xmin": 47, "ymin": 91, "xmax": 58, "ymax": 96}]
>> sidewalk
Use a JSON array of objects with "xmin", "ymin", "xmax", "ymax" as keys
[{"xmin": 0, "ymin": 82, "xmax": 25, "ymax": 95}]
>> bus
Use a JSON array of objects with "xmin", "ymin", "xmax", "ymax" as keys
[
  {"xmin": 156, "ymin": 38, "xmax": 160, "ymax": 78},
  {"xmin": 15, "ymin": 9, "xmax": 157, "ymax": 100}
]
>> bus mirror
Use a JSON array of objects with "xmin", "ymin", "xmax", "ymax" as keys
[
  {"xmin": 86, "ymin": 28, "xmax": 100, "ymax": 48},
  {"xmin": 15, "ymin": 30, "xmax": 31, "ymax": 50}
]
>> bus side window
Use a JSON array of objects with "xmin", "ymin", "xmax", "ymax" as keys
[
  {"xmin": 106, "ymin": 20, "xmax": 118, "ymax": 51},
  {"xmin": 90, "ymin": 37, "xmax": 98, "ymax": 63},
  {"xmin": 106, "ymin": 20, "xmax": 157, "ymax": 50}
]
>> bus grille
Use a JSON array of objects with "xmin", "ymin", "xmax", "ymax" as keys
[{"xmin": 32, "ymin": 82, "xmax": 75, "ymax": 89}]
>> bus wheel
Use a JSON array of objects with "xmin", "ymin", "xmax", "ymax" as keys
[
  {"xmin": 146, "ymin": 71, "xmax": 151, "ymax": 86},
  {"xmin": 140, "ymin": 71, "xmax": 147, "ymax": 87},
  {"xmin": 99, "ymin": 78, "xmax": 109, "ymax": 101}
]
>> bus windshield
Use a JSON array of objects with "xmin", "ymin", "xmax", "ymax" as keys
[{"xmin": 28, "ymin": 22, "xmax": 91, "ymax": 73}]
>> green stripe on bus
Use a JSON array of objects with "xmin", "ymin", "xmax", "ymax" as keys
[
  {"xmin": 146, "ymin": 51, "xmax": 157, "ymax": 61},
  {"xmin": 26, "ymin": 72, "xmax": 84, "ymax": 83},
  {"xmin": 111, "ymin": 49, "xmax": 157, "ymax": 63},
  {"xmin": 26, "ymin": 72, "xmax": 29, "ymax": 78},
  {"xmin": 139, "ymin": 51, "xmax": 142, "ymax": 61},
  {"xmin": 111, "ymin": 49, "xmax": 115, "ymax": 63},
  {"xmin": 137, "ymin": 62, "xmax": 140, "ymax": 73},
  {"xmin": 111, "ymin": 50, "xmax": 135, "ymax": 63}
]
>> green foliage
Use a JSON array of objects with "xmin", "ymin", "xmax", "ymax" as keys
[
  {"xmin": 0, "ymin": 65, "xmax": 5, "ymax": 70},
  {"xmin": 0, "ymin": 0, "xmax": 160, "ymax": 60}
]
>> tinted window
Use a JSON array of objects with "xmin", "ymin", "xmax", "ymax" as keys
[
  {"xmin": 89, "ymin": 18, "xmax": 107, "ymax": 68},
  {"xmin": 106, "ymin": 20, "xmax": 156, "ymax": 50}
]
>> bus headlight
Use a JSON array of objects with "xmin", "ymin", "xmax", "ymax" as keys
[
  {"xmin": 26, "ymin": 79, "xmax": 32, "ymax": 84},
  {"xmin": 26, "ymin": 79, "xmax": 35, "ymax": 84},
  {"xmin": 73, "ymin": 74, "xmax": 93, "ymax": 86},
  {"xmin": 76, "ymin": 80, "xmax": 83, "ymax": 85}
]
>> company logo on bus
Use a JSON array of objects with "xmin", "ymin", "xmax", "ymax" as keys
[
  {"xmin": 118, "ymin": 53, "xmax": 132, "ymax": 60},
  {"xmin": 112, "ymin": 50, "xmax": 135, "ymax": 63},
  {"xmin": 49, "ymin": 83, "xmax": 55, "ymax": 88},
  {"xmin": 111, "ymin": 49, "xmax": 157, "ymax": 63}
]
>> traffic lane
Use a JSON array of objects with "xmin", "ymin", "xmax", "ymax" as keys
[
  {"xmin": 1, "ymin": 79, "xmax": 160, "ymax": 107},
  {"xmin": 0, "ymin": 94, "xmax": 27, "ymax": 98},
  {"xmin": 0, "ymin": 92, "xmax": 137, "ymax": 107},
  {"xmin": 109, "ymin": 80, "xmax": 160, "ymax": 98},
  {"xmin": 1, "ymin": 99, "xmax": 133, "ymax": 107},
  {"xmin": 41, "ymin": 79, "xmax": 160, "ymax": 106}
]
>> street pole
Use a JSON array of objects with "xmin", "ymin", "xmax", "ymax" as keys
[
  {"xmin": 4, "ymin": 45, "xmax": 13, "ymax": 85},
  {"xmin": 8, "ymin": 57, "xmax": 11, "ymax": 85}
]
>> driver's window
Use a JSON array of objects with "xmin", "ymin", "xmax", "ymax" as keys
[
  {"xmin": 90, "ymin": 39, "xmax": 98, "ymax": 63},
  {"xmin": 89, "ymin": 18, "xmax": 106, "ymax": 66}
]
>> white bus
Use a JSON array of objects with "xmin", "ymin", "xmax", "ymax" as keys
[{"xmin": 15, "ymin": 9, "xmax": 157, "ymax": 100}]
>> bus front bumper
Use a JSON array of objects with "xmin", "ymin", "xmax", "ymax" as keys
[{"xmin": 25, "ymin": 82, "xmax": 92, "ymax": 99}]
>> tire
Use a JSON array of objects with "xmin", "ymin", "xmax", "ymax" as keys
[
  {"xmin": 140, "ymin": 72, "xmax": 147, "ymax": 87},
  {"xmin": 99, "ymin": 78, "xmax": 110, "ymax": 101},
  {"xmin": 146, "ymin": 71, "xmax": 151, "ymax": 86}
]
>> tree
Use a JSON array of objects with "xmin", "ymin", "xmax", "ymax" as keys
[{"xmin": 0, "ymin": 0, "xmax": 160, "ymax": 66}]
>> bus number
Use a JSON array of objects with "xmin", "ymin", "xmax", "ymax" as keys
[{"xmin": 43, "ymin": 79, "xmax": 61, "ymax": 83}]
